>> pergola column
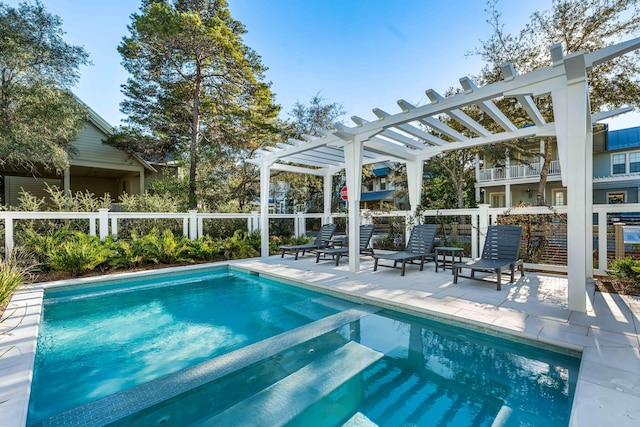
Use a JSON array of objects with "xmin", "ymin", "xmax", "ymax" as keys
[
  {"xmin": 552, "ymin": 52, "xmax": 590, "ymax": 312},
  {"xmin": 259, "ymin": 161, "xmax": 273, "ymax": 259},
  {"xmin": 405, "ymin": 160, "xmax": 424, "ymax": 223},
  {"xmin": 323, "ymin": 172, "xmax": 333, "ymax": 223},
  {"xmin": 344, "ymin": 137, "xmax": 363, "ymax": 272}
]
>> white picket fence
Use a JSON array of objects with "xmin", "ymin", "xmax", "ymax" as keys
[{"xmin": 2, "ymin": 203, "xmax": 640, "ymax": 274}]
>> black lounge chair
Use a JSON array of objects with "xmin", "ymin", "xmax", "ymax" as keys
[
  {"xmin": 279, "ymin": 223, "xmax": 337, "ymax": 260},
  {"xmin": 452, "ymin": 225, "xmax": 524, "ymax": 290},
  {"xmin": 315, "ymin": 224, "xmax": 375, "ymax": 266},
  {"xmin": 372, "ymin": 224, "xmax": 437, "ymax": 276}
]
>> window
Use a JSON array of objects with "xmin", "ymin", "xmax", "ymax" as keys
[
  {"xmin": 490, "ymin": 192, "xmax": 506, "ymax": 208},
  {"xmin": 366, "ymin": 181, "xmax": 373, "ymax": 191},
  {"xmin": 631, "ymin": 152, "xmax": 640, "ymax": 173},
  {"xmin": 380, "ymin": 177, "xmax": 387, "ymax": 190},
  {"xmin": 608, "ymin": 192, "xmax": 626, "ymax": 204},
  {"xmin": 552, "ymin": 189, "xmax": 566, "ymax": 206},
  {"xmin": 612, "ymin": 153, "xmax": 626, "ymax": 174}
]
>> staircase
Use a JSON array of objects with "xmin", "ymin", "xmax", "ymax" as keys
[{"xmin": 198, "ymin": 342, "xmax": 383, "ymax": 426}]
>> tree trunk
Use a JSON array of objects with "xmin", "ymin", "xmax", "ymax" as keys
[
  {"xmin": 189, "ymin": 61, "xmax": 202, "ymax": 209},
  {"xmin": 536, "ymin": 138, "xmax": 553, "ymax": 206}
]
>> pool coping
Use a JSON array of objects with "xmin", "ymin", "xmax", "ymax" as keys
[{"xmin": 1, "ymin": 259, "xmax": 639, "ymax": 426}]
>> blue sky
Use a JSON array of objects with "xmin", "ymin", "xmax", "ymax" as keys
[{"xmin": 5, "ymin": 0, "xmax": 638, "ymax": 129}]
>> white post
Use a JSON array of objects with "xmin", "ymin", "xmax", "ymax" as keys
[
  {"xmin": 98, "ymin": 208, "xmax": 109, "ymax": 241},
  {"xmin": 586, "ymin": 125, "xmax": 594, "ymax": 279},
  {"xmin": 552, "ymin": 52, "xmax": 589, "ymax": 312},
  {"xmin": 323, "ymin": 173, "xmax": 333, "ymax": 224},
  {"xmin": 505, "ymin": 150, "xmax": 511, "ymax": 179},
  {"xmin": 259, "ymin": 163, "xmax": 272, "ymax": 258},
  {"xmin": 295, "ymin": 212, "xmax": 306, "ymax": 237},
  {"xmin": 344, "ymin": 138, "xmax": 363, "ymax": 272},
  {"xmin": 182, "ymin": 216, "xmax": 189, "ymax": 238},
  {"xmin": 250, "ymin": 211, "xmax": 259, "ymax": 233},
  {"xmin": 188, "ymin": 210, "xmax": 198, "ymax": 240},
  {"xmin": 406, "ymin": 160, "xmax": 424, "ymax": 225},
  {"xmin": 598, "ymin": 210, "xmax": 607, "ymax": 274},
  {"xmin": 478, "ymin": 204, "xmax": 490, "ymax": 257},
  {"xmin": 89, "ymin": 217, "xmax": 96, "ymax": 237},
  {"xmin": 4, "ymin": 215, "xmax": 13, "ymax": 254},
  {"xmin": 111, "ymin": 217, "xmax": 118, "ymax": 238},
  {"xmin": 471, "ymin": 210, "xmax": 479, "ymax": 258}
]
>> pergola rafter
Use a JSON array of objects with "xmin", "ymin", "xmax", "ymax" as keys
[{"xmin": 250, "ymin": 37, "xmax": 640, "ymax": 312}]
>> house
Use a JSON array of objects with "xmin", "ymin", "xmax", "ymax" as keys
[
  {"xmin": 593, "ymin": 126, "xmax": 640, "ymax": 204},
  {"xmin": 0, "ymin": 105, "xmax": 155, "ymax": 207},
  {"xmin": 474, "ymin": 124, "xmax": 640, "ymax": 207},
  {"xmin": 360, "ymin": 162, "xmax": 407, "ymax": 210}
]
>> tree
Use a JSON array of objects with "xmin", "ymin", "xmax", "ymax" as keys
[
  {"xmin": 286, "ymin": 92, "xmax": 345, "ymax": 140},
  {"xmin": 272, "ymin": 94, "xmax": 346, "ymax": 213},
  {"xmin": 0, "ymin": 1, "xmax": 89, "ymax": 173},
  {"xmin": 471, "ymin": 0, "xmax": 640, "ymax": 204},
  {"xmin": 423, "ymin": 152, "xmax": 478, "ymax": 209},
  {"xmin": 116, "ymin": 0, "xmax": 279, "ymax": 208}
]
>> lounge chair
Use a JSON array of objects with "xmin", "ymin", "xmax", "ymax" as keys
[
  {"xmin": 279, "ymin": 223, "xmax": 337, "ymax": 260},
  {"xmin": 372, "ymin": 224, "xmax": 437, "ymax": 276},
  {"xmin": 315, "ymin": 224, "xmax": 375, "ymax": 266},
  {"xmin": 452, "ymin": 225, "xmax": 524, "ymax": 290}
]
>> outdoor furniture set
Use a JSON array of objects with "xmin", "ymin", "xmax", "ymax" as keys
[{"xmin": 279, "ymin": 223, "xmax": 524, "ymax": 289}]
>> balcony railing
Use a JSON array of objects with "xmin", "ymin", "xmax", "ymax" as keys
[{"xmin": 478, "ymin": 160, "xmax": 561, "ymax": 182}]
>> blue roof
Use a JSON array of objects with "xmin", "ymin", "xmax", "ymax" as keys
[
  {"xmin": 608, "ymin": 126, "xmax": 640, "ymax": 150},
  {"xmin": 372, "ymin": 167, "xmax": 390, "ymax": 177},
  {"xmin": 361, "ymin": 190, "xmax": 394, "ymax": 201}
]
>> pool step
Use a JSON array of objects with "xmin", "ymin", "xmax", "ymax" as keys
[
  {"xmin": 284, "ymin": 295, "xmax": 355, "ymax": 320},
  {"xmin": 199, "ymin": 341, "xmax": 383, "ymax": 427},
  {"xmin": 342, "ymin": 412, "xmax": 378, "ymax": 426}
]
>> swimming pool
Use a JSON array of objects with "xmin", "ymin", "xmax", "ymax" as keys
[{"xmin": 28, "ymin": 266, "xmax": 580, "ymax": 426}]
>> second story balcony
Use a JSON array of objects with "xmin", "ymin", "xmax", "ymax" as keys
[{"xmin": 478, "ymin": 160, "xmax": 561, "ymax": 183}]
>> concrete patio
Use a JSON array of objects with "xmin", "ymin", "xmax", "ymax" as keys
[
  {"xmin": 1, "ymin": 255, "xmax": 639, "ymax": 426},
  {"xmin": 237, "ymin": 254, "xmax": 640, "ymax": 427}
]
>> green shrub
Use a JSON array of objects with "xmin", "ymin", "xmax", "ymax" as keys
[
  {"xmin": 0, "ymin": 251, "xmax": 34, "ymax": 306},
  {"xmin": 607, "ymin": 257, "xmax": 640, "ymax": 285},
  {"xmin": 104, "ymin": 236, "xmax": 144, "ymax": 269},
  {"xmin": 222, "ymin": 230, "xmax": 259, "ymax": 260},
  {"xmin": 137, "ymin": 229, "xmax": 192, "ymax": 265},
  {"xmin": 22, "ymin": 227, "xmax": 78, "ymax": 270},
  {"xmin": 187, "ymin": 236, "xmax": 222, "ymax": 261},
  {"xmin": 49, "ymin": 234, "xmax": 112, "ymax": 276}
]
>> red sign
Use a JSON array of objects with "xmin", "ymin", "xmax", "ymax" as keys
[{"xmin": 340, "ymin": 186, "xmax": 348, "ymax": 201}]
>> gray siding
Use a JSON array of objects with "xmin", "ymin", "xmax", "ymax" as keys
[
  {"xmin": 5, "ymin": 176, "xmax": 62, "ymax": 206},
  {"xmin": 592, "ymin": 152, "xmax": 611, "ymax": 177}
]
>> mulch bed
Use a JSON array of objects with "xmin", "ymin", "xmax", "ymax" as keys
[{"xmin": 594, "ymin": 275, "xmax": 640, "ymax": 297}]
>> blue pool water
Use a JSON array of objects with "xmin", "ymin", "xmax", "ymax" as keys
[
  {"xmin": 28, "ymin": 267, "xmax": 580, "ymax": 426},
  {"xmin": 28, "ymin": 268, "xmax": 352, "ymax": 425}
]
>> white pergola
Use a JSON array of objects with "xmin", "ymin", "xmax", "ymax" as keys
[{"xmin": 250, "ymin": 38, "xmax": 640, "ymax": 312}]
